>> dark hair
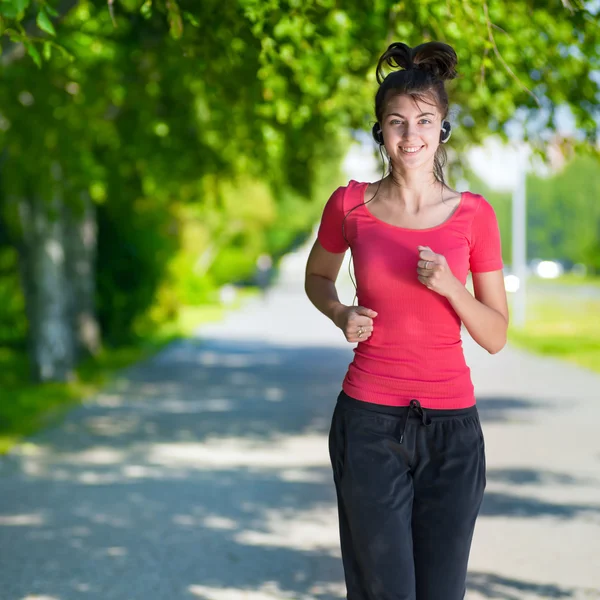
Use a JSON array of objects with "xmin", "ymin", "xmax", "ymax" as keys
[{"xmin": 375, "ymin": 41, "xmax": 458, "ymax": 184}]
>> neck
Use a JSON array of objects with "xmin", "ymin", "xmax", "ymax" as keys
[{"xmin": 385, "ymin": 171, "xmax": 443, "ymax": 213}]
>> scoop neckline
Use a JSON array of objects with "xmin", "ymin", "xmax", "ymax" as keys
[{"xmin": 356, "ymin": 180, "xmax": 465, "ymax": 232}]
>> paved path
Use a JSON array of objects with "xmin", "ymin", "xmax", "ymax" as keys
[{"xmin": 2, "ymin": 242, "xmax": 600, "ymax": 600}]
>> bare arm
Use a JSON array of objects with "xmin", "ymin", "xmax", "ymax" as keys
[
  {"xmin": 446, "ymin": 270, "xmax": 509, "ymax": 354},
  {"xmin": 304, "ymin": 239, "xmax": 346, "ymax": 323},
  {"xmin": 305, "ymin": 239, "xmax": 377, "ymax": 342}
]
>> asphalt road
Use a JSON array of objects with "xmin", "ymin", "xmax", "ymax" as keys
[{"xmin": 1, "ymin": 245, "xmax": 599, "ymax": 600}]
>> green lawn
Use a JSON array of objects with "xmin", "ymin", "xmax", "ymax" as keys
[
  {"xmin": 0, "ymin": 298, "xmax": 253, "ymax": 454},
  {"xmin": 528, "ymin": 273, "xmax": 600, "ymax": 288},
  {"xmin": 508, "ymin": 276, "xmax": 600, "ymax": 374}
]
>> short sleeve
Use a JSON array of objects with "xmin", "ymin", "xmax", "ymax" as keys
[
  {"xmin": 317, "ymin": 185, "xmax": 350, "ymax": 253},
  {"xmin": 469, "ymin": 195, "xmax": 504, "ymax": 273}
]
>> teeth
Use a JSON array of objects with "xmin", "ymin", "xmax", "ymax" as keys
[{"xmin": 402, "ymin": 147, "xmax": 422, "ymax": 153}]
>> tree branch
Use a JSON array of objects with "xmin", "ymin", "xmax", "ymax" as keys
[
  {"xmin": 0, "ymin": 0, "xmax": 80, "ymax": 66},
  {"xmin": 483, "ymin": 2, "xmax": 541, "ymax": 107}
]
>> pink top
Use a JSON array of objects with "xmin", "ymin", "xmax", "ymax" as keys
[{"xmin": 317, "ymin": 180, "xmax": 503, "ymax": 409}]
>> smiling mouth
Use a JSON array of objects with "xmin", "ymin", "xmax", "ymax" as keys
[{"xmin": 401, "ymin": 146, "xmax": 424, "ymax": 154}]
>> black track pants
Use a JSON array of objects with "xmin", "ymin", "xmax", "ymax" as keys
[{"xmin": 328, "ymin": 390, "xmax": 486, "ymax": 600}]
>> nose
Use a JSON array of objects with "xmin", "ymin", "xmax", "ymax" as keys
[{"xmin": 400, "ymin": 122, "xmax": 418, "ymax": 141}]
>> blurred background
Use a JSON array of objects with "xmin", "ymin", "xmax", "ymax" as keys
[
  {"xmin": 0, "ymin": 2, "xmax": 599, "ymax": 598},
  {"xmin": 1, "ymin": 0, "xmax": 599, "ymax": 451}
]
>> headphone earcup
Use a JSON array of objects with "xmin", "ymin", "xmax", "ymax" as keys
[
  {"xmin": 372, "ymin": 123, "xmax": 384, "ymax": 145},
  {"xmin": 440, "ymin": 120, "xmax": 452, "ymax": 144}
]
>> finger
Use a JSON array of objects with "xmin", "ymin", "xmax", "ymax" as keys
[
  {"xmin": 419, "ymin": 250, "xmax": 437, "ymax": 262},
  {"xmin": 353, "ymin": 314, "xmax": 375, "ymax": 326},
  {"xmin": 353, "ymin": 318, "xmax": 373, "ymax": 327},
  {"xmin": 356, "ymin": 325, "xmax": 374, "ymax": 333},
  {"xmin": 350, "ymin": 330, "xmax": 372, "ymax": 342},
  {"xmin": 349, "ymin": 324, "xmax": 374, "ymax": 335},
  {"xmin": 355, "ymin": 306, "xmax": 378, "ymax": 318},
  {"xmin": 416, "ymin": 268, "xmax": 433, "ymax": 277},
  {"xmin": 417, "ymin": 259, "xmax": 437, "ymax": 269}
]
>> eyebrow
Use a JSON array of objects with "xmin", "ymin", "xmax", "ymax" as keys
[{"xmin": 387, "ymin": 112, "xmax": 435, "ymax": 118}]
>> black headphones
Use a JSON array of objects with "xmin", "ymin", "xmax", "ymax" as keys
[{"xmin": 372, "ymin": 120, "xmax": 452, "ymax": 145}]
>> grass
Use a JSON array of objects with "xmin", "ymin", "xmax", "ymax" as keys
[
  {"xmin": 507, "ymin": 275, "xmax": 600, "ymax": 374},
  {"xmin": 529, "ymin": 273, "xmax": 600, "ymax": 288},
  {"xmin": 0, "ymin": 293, "xmax": 255, "ymax": 455}
]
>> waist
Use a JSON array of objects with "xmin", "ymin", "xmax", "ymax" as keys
[
  {"xmin": 352, "ymin": 339, "xmax": 468, "ymax": 372},
  {"xmin": 342, "ymin": 351, "xmax": 475, "ymax": 409},
  {"xmin": 336, "ymin": 390, "xmax": 478, "ymax": 419}
]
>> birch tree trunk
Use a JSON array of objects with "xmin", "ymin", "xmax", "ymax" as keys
[
  {"xmin": 64, "ymin": 192, "xmax": 101, "ymax": 359},
  {"xmin": 17, "ymin": 192, "xmax": 75, "ymax": 382}
]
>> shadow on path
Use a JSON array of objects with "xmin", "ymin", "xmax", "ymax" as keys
[
  {"xmin": 0, "ymin": 337, "xmax": 592, "ymax": 599},
  {"xmin": 467, "ymin": 571, "xmax": 600, "ymax": 599}
]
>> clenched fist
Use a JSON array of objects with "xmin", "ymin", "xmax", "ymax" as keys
[
  {"xmin": 416, "ymin": 245, "xmax": 461, "ymax": 298},
  {"xmin": 332, "ymin": 304, "xmax": 378, "ymax": 343}
]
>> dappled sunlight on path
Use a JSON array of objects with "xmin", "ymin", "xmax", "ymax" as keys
[{"xmin": 2, "ymin": 242, "xmax": 600, "ymax": 598}]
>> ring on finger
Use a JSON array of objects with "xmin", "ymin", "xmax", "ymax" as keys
[{"xmin": 358, "ymin": 327, "xmax": 364, "ymax": 337}]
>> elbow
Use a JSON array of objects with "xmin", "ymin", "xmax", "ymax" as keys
[
  {"xmin": 487, "ymin": 316, "xmax": 509, "ymax": 354},
  {"xmin": 304, "ymin": 272, "xmax": 315, "ymax": 296},
  {"xmin": 487, "ymin": 336, "xmax": 507, "ymax": 355}
]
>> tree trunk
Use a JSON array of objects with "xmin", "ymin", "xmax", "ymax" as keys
[
  {"xmin": 64, "ymin": 192, "xmax": 101, "ymax": 359},
  {"xmin": 17, "ymin": 192, "xmax": 75, "ymax": 382}
]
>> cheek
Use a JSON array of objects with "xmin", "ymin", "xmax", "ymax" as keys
[
  {"xmin": 424, "ymin": 129, "xmax": 441, "ymax": 145},
  {"xmin": 384, "ymin": 128, "xmax": 400, "ymax": 143}
]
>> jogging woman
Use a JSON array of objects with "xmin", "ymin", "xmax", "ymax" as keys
[{"xmin": 304, "ymin": 41, "xmax": 509, "ymax": 600}]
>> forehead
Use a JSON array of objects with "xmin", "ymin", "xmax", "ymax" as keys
[{"xmin": 383, "ymin": 93, "xmax": 439, "ymax": 117}]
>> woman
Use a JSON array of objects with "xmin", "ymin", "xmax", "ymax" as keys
[{"xmin": 304, "ymin": 41, "xmax": 508, "ymax": 600}]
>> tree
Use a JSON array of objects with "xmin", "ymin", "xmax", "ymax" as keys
[{"xmin": 0, "ymin": 0, "xmax": 598, "ymax": 381}]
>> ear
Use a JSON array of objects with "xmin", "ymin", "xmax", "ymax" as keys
[
  {"xmin": 440, "ymin": 120, "xmax": 452, "ymax": 144},
  {"xmin": 372, "ymin": 122, "xmax": 384, "ymax": 145}
]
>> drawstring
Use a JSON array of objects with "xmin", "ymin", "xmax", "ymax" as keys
[{"xmin": 399, "ymin": 399, "xmax": 432, "ymax": 444}]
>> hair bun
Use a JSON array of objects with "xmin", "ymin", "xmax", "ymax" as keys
[{"xmin": 376, "ymin": 41, "xmax": 458, "ymax": 84}]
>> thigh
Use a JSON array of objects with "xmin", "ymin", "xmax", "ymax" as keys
[
  {"xmin": 331, "ymin": 402, "xmax": 417, "ymax": 600},
  {"xmin": 411, "ymin": 413, "xmax": 486, "ymax": 600}
]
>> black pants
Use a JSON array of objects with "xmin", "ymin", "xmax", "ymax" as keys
[{"xmin": 329, "ymin": 391, "xmax": 486, "ymax": 600}]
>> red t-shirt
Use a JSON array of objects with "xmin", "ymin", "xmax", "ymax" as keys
[{"xmin": 317, "ymin": 179, "xmax": 504, "ymax": 409}]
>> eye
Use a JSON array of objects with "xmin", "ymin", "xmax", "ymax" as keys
[{"xmin": 420, "ymin": 119, "xmax": 432, "ymax": 124}]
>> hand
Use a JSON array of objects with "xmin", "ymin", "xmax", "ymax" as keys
[
  {"xmin": 416, "ymin": 245, "xmax": 461, "ymax": 298},
  {"xmin": 332, "ymin": 304, "xmax": 378, "ymax": 343}
]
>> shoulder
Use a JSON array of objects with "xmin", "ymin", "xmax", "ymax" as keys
[
  {"xmin": 461, "ymin": 191, "xmax": 499, "ymax": 222},
  {"xmin": 325, "ymin": 179, "xmax": 366, "ymax": 208},
  {"xmin": 463, "ymin": 191, "xmax": 495, "ymax": 210}
]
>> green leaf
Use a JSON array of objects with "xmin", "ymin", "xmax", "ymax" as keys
[
  {"xmin": 14, "ymin": 0, "xmax": 30, "ymax": 13},
  {"xmin": 140, "ymin": 0, "xmax": 152, "ymax": 18},
  {"xmin": 54, "ymin": 42, "xmax": 73, "ymax": 60},
  {"xmin": 42, "ymin": 40, "xmax": 52, "ymax": 60},
  {"xmin": 182, "ymin": 10, "xmax": 198, "ymax": 27},
  {"xmin": 166, "ymin": 0, "xmax": 182, "ymax": 39},
  {"xmin": 24, "ymin": 41, "xmax": 41, "ymax": 67},
  {"xmin": 0, "ymin": 5, "xmax": 19, "ymax": 18},
  {"xmin": 44, "ymin": 4, "xmax": 59, "ymax": 17},
  {"xmin": 36, "ymin": 8, "xmax": 56, "ymax": 35}
]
